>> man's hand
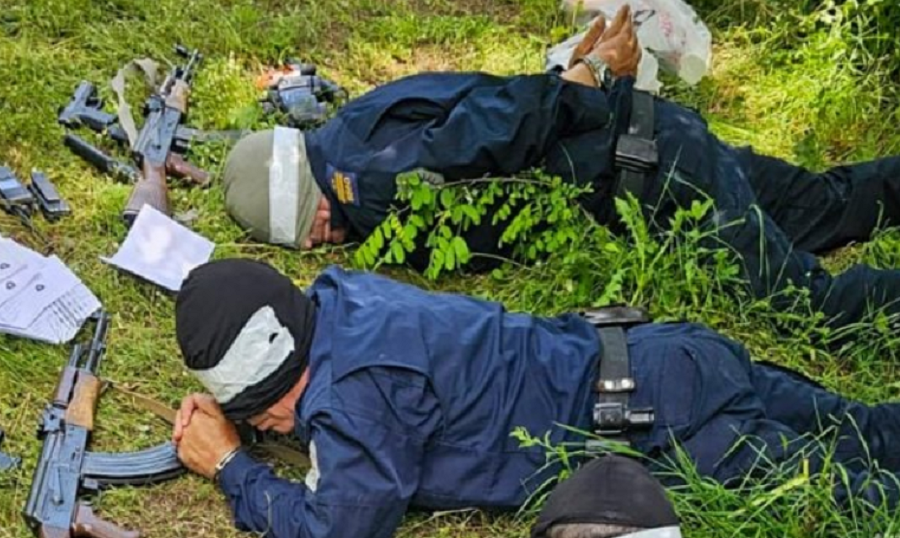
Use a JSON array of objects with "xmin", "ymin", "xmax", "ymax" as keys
[
  {"xmin": 302, "ymin": 196, "xmax": 348, "ymax": 249},
  {"xmin": 589, "ymin": 5, "xmax": 641, "ymax": 78},
  {"xmin": 175, "ymin": 404, "xmax": 241, "ymax": 480},
  {"xmin": 172, "ymin": 392, "xmax": 219, "ymax": 444},
  {"xmin": 568, "ymin": 14, "xmax": 609, "ymax": 69}
]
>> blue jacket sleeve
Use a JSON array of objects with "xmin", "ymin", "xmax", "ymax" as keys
[
  {"xmin": 318, "ymin": 73, "xmax": 612, "ymax": 180},
  {"xmin": 306, "ymin": 72, "xmax": 612, "ymax": 243},
  {"xmin": 216, "ymin": 367, "xmax": 439, "ymax": 538},
  {"xmin": 411, "ymin": 75, "xmax": 612, "ymax": 178}
]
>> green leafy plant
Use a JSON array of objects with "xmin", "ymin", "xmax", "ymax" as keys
[{"xmin": 353, "ymin": 170, "xmax": 594, "ymax": 279}]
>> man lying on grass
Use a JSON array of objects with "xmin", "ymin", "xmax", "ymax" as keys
[
  {"xmin": 221, "ymin": 5, "xmax": 900, "ymax": 336},
  {"xmin": 172, "ymin": 258, "xmax": 900, "ymax": 538}
]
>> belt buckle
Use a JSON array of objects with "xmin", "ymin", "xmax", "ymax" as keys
[{"xmin": 615, "ymin": 134, "xmax": 658, "ymax": 173}]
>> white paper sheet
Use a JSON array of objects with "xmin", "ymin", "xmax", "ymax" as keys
[
  {"xmin": 0, "ymin": 256, "xmax": 80, "ymax": 328},
  {"xmin": 0, "ymin": 236, "xmax": 101, "ymax": 344},
  {"xmin": 100, "ymin": 205, "xmax": 215, "ymax": 292}
]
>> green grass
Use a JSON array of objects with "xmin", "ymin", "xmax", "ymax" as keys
[{"xmin": 2, "ymin": 0, "xmax": 900, "ymax": 536}]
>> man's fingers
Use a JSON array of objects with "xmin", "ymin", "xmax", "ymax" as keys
[
  {"xmin": 582, "ymin": 15, "xmax": 607, "ymax": 49},
  {"xmin": 628, "ymin": 31, "xmax": 639, "ymax": 54},
  {"xmin": 193, "ymin": 394, "xmax": 223, "ymax": 416},
  {"xmin": 570, "ymin": 15, "xmax": 607, "ymax": 68},
  {"xmin": 179, "ymin": 395, "xmax": 199, "ymax": 428},
  {"xmin": 177, "ymin": 393, "xmax": 220, "ymax": 428},
  {"xmin": 173, "ymin": 410, "xmax": 183, "ymax": 443},
  {"xmin": 603, "ymin": 5, "xmax": 631, "ymax": 41}
]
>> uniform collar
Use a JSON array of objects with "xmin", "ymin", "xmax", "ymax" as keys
[{"xmin": 293, "ymin": 285, "xmax": 337, "ymax": 445}]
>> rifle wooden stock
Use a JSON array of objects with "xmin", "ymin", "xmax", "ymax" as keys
[
  {"xmin": 166, "ymin": 153, "xmax": 209, "ymax": 187},
  {"xmin": 65, "ymin": 373, "xmax": 101, "ymax": 431},
  {"xmin": 123, "ymin": 161, "xmax": 169, "ymax": 224},
  {"xmin": 73, "ymin": 504, "xmax": 140, "ymax": 538}
]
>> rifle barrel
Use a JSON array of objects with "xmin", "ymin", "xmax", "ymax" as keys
[{"xmin": 84, "ymin": 311, "xmax": 110, "ymax": 374}]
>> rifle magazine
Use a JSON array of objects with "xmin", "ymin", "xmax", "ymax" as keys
[{"xmin": 81, "ymin": 442, "xmax": 184, "ymax": 487}]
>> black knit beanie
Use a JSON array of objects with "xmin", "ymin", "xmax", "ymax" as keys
[
  {"xmin": 175, "ymin": 259, "xmax": 316, "ymax": 421},
  {"xmin": 532, "ymin": 455, "xmax": 680, "ymax": 538}
]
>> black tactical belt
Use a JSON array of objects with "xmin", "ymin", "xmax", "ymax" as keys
[
  {"xmin": 582, "ymin": 306, "xmax": 655, "ymax": 447},
  {"xmin": 614, "ymin": 90, "xmax": 658, "ymax": 201}
]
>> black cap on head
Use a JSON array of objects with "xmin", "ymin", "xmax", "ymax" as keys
[
  {"xmin": 531, "ymin": 455, "xmax": 679, "ymax": 538},
  {"xmin": 175, "ymin": 258, "xmax": 317, "ymax": 421}
]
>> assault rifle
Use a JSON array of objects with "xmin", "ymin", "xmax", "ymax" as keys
[
  {"xmin": 121, "ymin": 45, "xmax": 204, "ymax": 224},
  {"xmin": 23, "ymin": 311, "xmax": 184, "ymax": 538},
  {"xmin": 59, "ymin": 45, "xmax": 233, "ymax": 227},
  {"xmin": 60, "ymin": 81, "xmax": 240, "ymax": 158}
]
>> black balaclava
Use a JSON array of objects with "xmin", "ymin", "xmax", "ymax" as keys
[
  {"xmin": 175, "ymin": 258, "xmax": 316, "ymax": 421},
  {"xmin": 531, "ymin": 455, "xmax": 681, "ymax": 538}
]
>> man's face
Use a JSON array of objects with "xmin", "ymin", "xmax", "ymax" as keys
[
  {"xmin": 247, "ymin": 398, "xmax": 297, "ymax": 434},
  {"xmin": 189, "ymin": 304, "xmax": 301, "ymax": 432},
  {"xmin": 302, "ymin": 196, "xmax": 347, "ymax": 249}
]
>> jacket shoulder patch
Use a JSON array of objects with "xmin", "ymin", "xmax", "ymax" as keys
[{"xmin": 326, "ymin": 164, "xmax": 360, "ymax": 206}]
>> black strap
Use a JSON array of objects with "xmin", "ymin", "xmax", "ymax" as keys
[
  {"xmin": 594, "ymin": 327, "xmax": 635, "ymax": 438},
  {"xmin": 596, "ymin": 327, "xmax": 632, "ymax": 394},
  {"xmin": 614, "ymin": 90, "xmax": 658, "ymax": 200},
  {"xmin": 591, "ymin": 326, "xmax": 655, "ymax": 446}
]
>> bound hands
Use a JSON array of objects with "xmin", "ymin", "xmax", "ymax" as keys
[
  {"xmin": 172, "ymin": 393, "xmax": 241, "ymax": 480},
  {"xmin": 563, "ymin": 5, "xmax": 642, "ymax": 86},
  {"xmin": 303, "ymin": 196, "xmax": 347, "ymax": 249}
]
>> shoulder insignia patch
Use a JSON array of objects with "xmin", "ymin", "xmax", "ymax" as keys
[{"xmin": 327, "ymin": 164, "xmax": 360, "ymax": 206}]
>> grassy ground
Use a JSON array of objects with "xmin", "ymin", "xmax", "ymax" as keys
[{"xmin": 2, "ymin": 0, "xmax": 900, "ymax": 536}]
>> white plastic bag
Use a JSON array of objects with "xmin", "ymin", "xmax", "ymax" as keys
[{"xmin": 547, "ymin": 0, "xmax": 712, "ymax": 92}]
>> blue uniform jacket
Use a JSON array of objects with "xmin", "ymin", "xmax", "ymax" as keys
[
  {"xmin": 216, "ymin": 266, "xmax": 601, "ymax": 538},
  {"xmin": 303, "ymin": 72, "xmax": 620, "ymax": 269}
]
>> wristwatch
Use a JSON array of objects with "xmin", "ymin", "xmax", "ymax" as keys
[{"xmin": 579, "ymin": 56, "xmax": 615, "ymax": 88}]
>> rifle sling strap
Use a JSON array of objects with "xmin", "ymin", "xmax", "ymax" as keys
[{"xmin": 110, "ymin": 58, "xmax": 162, "ymax": 148}]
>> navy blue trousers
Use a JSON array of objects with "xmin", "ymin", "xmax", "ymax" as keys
[
  {"xmin": 678, "ymin": 143, "xmax": 900, "ymax": 331},
  {"xmin": 626, "ymin": 323, "xmax": 900, "ymax": 507},
  {"xmin": 740, "ymin": 151, "xmax": 900, "ymax": 329},
  {"xmin": 645, "ymin": 98, "xmax": 900, "ymax": 333}
]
